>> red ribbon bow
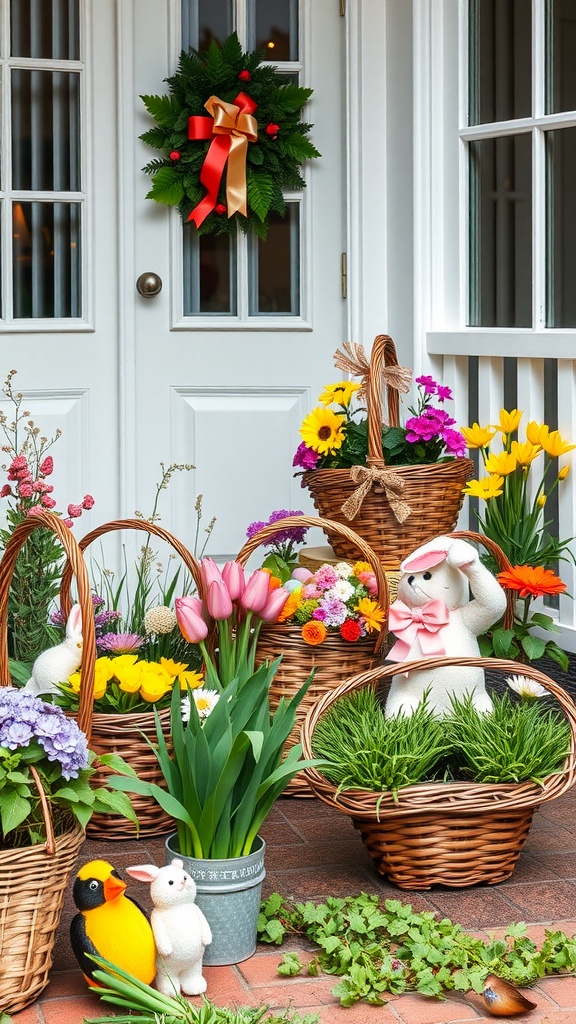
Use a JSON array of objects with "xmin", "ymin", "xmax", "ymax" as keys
[
  {"xmin": 187, "ymin": 91, "xmax": 258, "ymax": 228},
  {"xmin": 387, "ymin": 598, "xmax": 450, "ymax": 662}
]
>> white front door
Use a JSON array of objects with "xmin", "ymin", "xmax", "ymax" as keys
[{"xmin": 0, "ymin": 0, "xmax": 347, "ymax": 563}]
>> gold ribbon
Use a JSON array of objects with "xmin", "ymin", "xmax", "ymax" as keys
[
  {"xmin": 340, "ymin": 465, "xmax": 412, "ymax": 524},
  {"xmin": 333, "ymin": 342, "xmax": 413, "ymax": 401},
  {"xmin": 187, "ymin": 92, "xmax": 258, "ymax": 226}
]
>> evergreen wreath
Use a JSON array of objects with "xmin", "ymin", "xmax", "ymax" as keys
[{"xmin": 139, "ymin": 32, "xmax": 321, "ymax": 238}]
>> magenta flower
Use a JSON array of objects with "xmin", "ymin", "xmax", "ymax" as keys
[
  {"xmin": 67, "ymin": 503, "xmax": 83, "ymax": 518},
  {"xmin": 246, "ymin": 519, "xmax": 267, "ymax": 540},
  {"xmin": 292, "ymin": 442, "xmax": 320, "ymax": 470},
  {"xmin": 441, "ymin": 427, "xmax": 467, "ymax": 457},
  {"xmin": 436, "ymin": 384, "xmax": 453, "ymax": 403},
  {"xmin": 175, "ymin": 596, "xmax": 209, "ymax": 643},
  {"xmin": 98, "ymin": 632, "xmax": 145, "ymax": 654},
  {"xmin": 39, "ymin": 456, "xmax": 54, "ymax": 476},
  {"xmin": 414, "ymin": 375, "xmax": 437, "ymax": 394},
  {"xmin": 82, "ymin": 494, "xmax": 95, "ymax": 509}
]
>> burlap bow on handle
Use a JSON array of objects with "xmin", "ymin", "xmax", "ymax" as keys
[
  {"xmin": 340, "ymin": 465, "xmax": 412, "ymax": 523},
  {"xmin": 187, "ymin": 91, "xmax": 258, "ymax": 228},
  {"xmin": 333, "ymin": 340, "xmax": 413, "ymax": 405}
]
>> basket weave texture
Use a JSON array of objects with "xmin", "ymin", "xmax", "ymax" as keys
[
  {"xmin": 302, "ymin": 335, "xmax": 474, "ymax": 569},
  {"xmin": 58, "ymin": 518, "xmax": 203, "ymax": 839},
  {"xmin": 0, "ymin": 766, "xmax": 85, "ymax": 1013},
  {"xmin": 302, "ymin": 656, "xmax": 576, "ymax": 889},
  {"xmin": 236, "ymin": 515, "xmax": 389, "ymax": 796}
]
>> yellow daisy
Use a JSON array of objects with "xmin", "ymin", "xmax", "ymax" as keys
[
  {"xmin": 318, "ymin": 381, "xmax": 361, "ymax": 409},
  {"xmin": 510, "ymin": 440, "xmax": 541, "ymax": 465},
  {"xmin": 494, "ymin": 408, "xmax": 522, "ymax": 435},
  {"xmin": 484, "ymin": 451, "xmax": 517, "ymax": 475},
  {"xmin": 354, "ymin": 597, "xmax": 385, "ymax": 633},
  {"xmin": 300, "ymin": 407, "xmax": 345, "ymax": 455},
  {"xmin": 462, "ymin": 476, "xmax": 505, "ymax": 500},
  {"xmin": 460, "ymin": 423, "xmax": 495, "ymax": 449}
]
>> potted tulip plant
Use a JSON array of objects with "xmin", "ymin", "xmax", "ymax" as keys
[{"xmin": 108, "ymin": 557, "xmax": 321, "ymax": 966}]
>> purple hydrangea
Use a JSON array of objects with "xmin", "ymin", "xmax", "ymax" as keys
[
  {"xmin": 319, "ymin": 597, "xmax": 348, "ymax": 627},
  {"xmin": 246, "ymin": 509, "xmax": 308, "ymax": 547},
  {"xmin": 292, "ymin": 442, "xmax": 320, "ymax": 471},
  {"xmin": 0, "ymin": 689, "xmax": 89, "ymax": 780}
]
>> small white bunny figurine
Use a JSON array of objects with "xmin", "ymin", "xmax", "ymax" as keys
[
  {"xmin": 23, "ymin": 604, "xmax": 83, "ymax": 696},
  {"xmin": 385, "ymin": 536, "xmax": 507, "ymax": 718},
  {"xmin": 126, "ymin": 859, "xmax": 212, "ymax": 997}
]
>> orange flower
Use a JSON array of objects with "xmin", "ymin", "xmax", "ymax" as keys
[
  {"xmin": 276, "ymin": 589, "xmax": 302, "ymax": 622},
  {"xmin": 301, "ymin": 620, "xmax": 328, "ymax": 645},
  {"xmin": 497, "ymin": 565, "xmax": 567, "ymax": 599}
]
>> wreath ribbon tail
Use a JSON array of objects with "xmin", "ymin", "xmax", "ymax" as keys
[
  {"xmin": 187, "ymin": 134, "xmax": 231, "ymax": 228},
  {"xmin": 226, "ymin": 135, "xmax": 249, "ymax": 216}
]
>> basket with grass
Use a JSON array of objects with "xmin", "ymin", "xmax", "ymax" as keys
[
  {"xmin": 236, "ymin": 515, "xmax": 389, "ymax": 796},
  {"xmin": 301, "ymin": 655, "xmax": 576, "ymax": 889}
]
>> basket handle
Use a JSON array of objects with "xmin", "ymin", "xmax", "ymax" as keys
[
  {"xmin": 449, "ymin": 530, "xmax": 515, "ymax": 630},
  {"xmin": 235, "ymin": 514, "xmax": 389, "ymax": 653},
  {"xmin": 366, "ymin": 335, "xmax": 403, "ymax": 470},
  {"xmin": 0, "ymin": 511, "xmax": 96, "ymax": 741},
  {"xmin": 30, "ymin": 763, "xmax": 56, "ymax": 855},
  {"xmin": 301, "ymin": 655, "xmax": 576, "ymax": 805}
]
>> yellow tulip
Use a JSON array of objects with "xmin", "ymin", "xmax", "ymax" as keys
[
  {"xmin": 94, "ymin": 675, "xmax": 108, "ymax": 700},
  {"xmin": 460, "ymin": 423, "xmax": 496, "ymax": 449},
  {"xmin": 495, "ymin": 408, "xmax": 522, "ymax": 434},
  {"xmin": 537, "ymin": 494, "xmax": 547, "ymax": 508},
  {"xmin": 179, "ymin": 670, "xmax": 205, "ymax": 689},
  {"xmin": 159, "ymin": 657, "xmax": 188, "ymax": 678},
  {"xmin": 540, "ymin": 429, "xmax": 576, "ymax": 458},
  {"xmin": 526, "ymin": 420, "xmax": 549, "ymax": 447},
  {"xmin": 463, "ymin": 476, "xmax": 505, "ymax": 500},
  {"xmin": 68, "ymin": 672, "xmax": 81, "ymax": 694},
  {"xmin": 140, "ymin": 678, "xmax": 172, "ymax": 703},
  {"xmin": 484, "ymin": 451, "xmax": 517, "ymax": 475},
  {"xmin": 559, "ymin": 465, "xmax": 571, "ymax": 480},
  {"xmin": 115, "ymin": 662, "xmax": 142, "ymax": 693},
  {"xmin": 510, "ymin": 440, "xmax": 542, "ymax": 465}
]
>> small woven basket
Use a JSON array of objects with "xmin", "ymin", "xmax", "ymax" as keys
[
  {"xmin": 0, "ymin": 765, "xmax": 85, "ymax": 1013},
  {"xmin": 58, "ymin": 517, "xmax": 203, "ymax": 839},
  {"xmin": 302, "ymin": 335, "xmax": 474, "ymax": 569},
  {"xmin": 302, "ymin": 656, "xmax": 576, "ymax": 889},
  {"xmin": 236, "ymin": 515, "xmax": 389, "ymax": 797}
]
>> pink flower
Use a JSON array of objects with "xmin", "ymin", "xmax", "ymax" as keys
[
  {"xmin": 26, "ymin": 504, "xmax": 44, "ymax": 516},
  {"xmin": 33, "ymin": 480, "xmax": 53, "ymax": 493},
  {"xmin": 175, "ymin": 596, "xmax": 209, "ymax": 643},
  {"xmin": 63, "ymin": 518, "xmax": 74, "ymax": 528},
  {"xmin": 291, "ymin": 567, "xmax": 314, "ymax": 583},
  {"xmin": 200, "ymin": 557, "xmax": 224, "ymax": 588},
  {"xmin": 0, "ymin": 484, "xmax": 12, "ymax": 498},
  {"xmin": 67, "ymin": 503, "xmax": 83, "ymax": 518},
  {"xmin": 41, "ymin": 495, "xmax": 57, "ymax": 509},
  {"xmin": 39, "ymin": 456, "xmax": 54, "ymax": 475},
  {"xmin": 357, "ymin": 570, "xmax": 378, "ymax": 596},
  {"xmin": 10, "ymin": 455, "xmax": 27, "ymax": 471},
  {"xmin": 241, "ymin": 569, "xmax": 272, "ymax": 614},
  {"xmin": 206, "ymin": 579, "xmax": 234, "ymax": 621},
  {"xmin": 222, "ymin": 561, "xmax": 246, "ymax": 602},
  {"xmin": 292, "ymin": 443, "xmax": 320, "ymax": 471},
  {"xmin": 82, "ymin": 494, "xmax": 95, "ymax": 509},
  {"xmin": 260, "ymin": 587, "xmax": 290, "ymax": 622},
  {"xmin": 18, "ymin": 481, "xmax": 34, "ymax": 498},
  {"xmin": 441, "ymin": 427, "xmax": 467, "ymax": 457}
]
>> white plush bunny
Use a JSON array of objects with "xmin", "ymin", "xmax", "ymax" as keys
[
  {"xmin": 385, "ymin": 536, "xmax": 507, "ymax": 718},
  {"xmin": 126, "ymin": 859, "xmax": 212, "ymax": 997},
  {"xmin": 23, "ymin": 604, "xmax": 83, "ymax": 696}
]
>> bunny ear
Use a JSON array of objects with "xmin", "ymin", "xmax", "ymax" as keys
[
  {"xmin": 67, "ymin": 603, "xmax": 83, "ymax": 635},
  {"xmin": 125, "ymin": 865, "xmax": 159, "ymax": 883},
  {"xmin": 400, "ymin": 536, "xmax": 451, "ymax": 573}
]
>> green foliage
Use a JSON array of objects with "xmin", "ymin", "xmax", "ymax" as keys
[
  {"xmin": 257, "ymin": 892, "xmax": 576, "ymax": 1006},
  {"xmin": 309, "ymin": 688, "xmax": 571, "ymax": 794},
  {"xmin": 84, "ymin": 955, "xmax": 319, "ymax": 1024},
  {"xmin": 479, "ymin": 606, "xmax": 569, "ymax": 671},
  {"xmin": 139, "ymin": 32, "xmax": 320, "ymax": 237}
]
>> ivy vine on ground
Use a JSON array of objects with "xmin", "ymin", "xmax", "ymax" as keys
[
  {"xmin": 257, "ymin": 892, "xmax": 576, "ymax": 1007},
  {"xmin": 140, "ymin": 32, "xmax": 320, "ymax": 237}
]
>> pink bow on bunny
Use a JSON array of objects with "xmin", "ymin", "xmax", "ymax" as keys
[{"xmin": 387, "ymin": 598, "xmax": 450, "ymax": 661}]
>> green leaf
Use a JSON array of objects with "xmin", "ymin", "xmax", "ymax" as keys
[
  {"xmin": 146, "ymin": 167, "xmax": 185, "ymax": 206},
  {"xmin": 140, "ymin": 93, "xmax": 181, "ymax": 127},
  {"xmin": 1, "ymin": 790, "xmax": 31, "ymax": 835},
  {"xmin": 521, "ymin": 634, "xmax": 547, "ymax": 660},
  {"xmin": 246, "ymin": 172, "xmax": 275, "ymax": 221},
  {"xmin": 277, "ymin": 953, "xmax": 304, "ymax": 977},
  {"xmin": 492, "ymin": 627, "xmax": 517, "ymax": 658}
]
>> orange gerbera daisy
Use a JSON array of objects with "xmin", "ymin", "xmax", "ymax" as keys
[
  {"xmin": 301, "ymin": 620, "xmax": 328, "ymax": 645},
  {"xmin": 497, "ymin": 565, "xmax": 567, "ymax": 599}
]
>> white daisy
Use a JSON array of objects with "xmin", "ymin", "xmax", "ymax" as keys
[
  {"xmin": 326, "ymin": 579, "xmax": 355, "ymax": 601},
  {"xmin": 506, "ymin": 675, "xmax": 547, "ymax": 700},
  {"xmin": 181, "ymin": 688, "xmax": 220, "ymax": 722}
]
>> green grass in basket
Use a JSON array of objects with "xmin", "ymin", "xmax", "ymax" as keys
[
  {"xmin": 445, "ymin": 691, "xmax": 572, "ymax": 786},
  {"xmin": 310, "ymin": 688, "xmax": 449, "ymax": 801}
]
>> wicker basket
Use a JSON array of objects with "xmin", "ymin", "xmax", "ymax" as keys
[
  {"xmin": 236, "ymin": 515, "xmax": 389, "ymax": 796},
  {"xmin": 0, "ymin": 765, "xmax": 85, "ymax": 1013},
  {"xmin": 302, "ymin": 335, "xmax": 474, "ymax": 569},
  {"xmin": 302, "ymin": 656, "xmax": 576, "ymax": 889},
  {"xmin": 58, "ymin": 517, "xmax": 204, "ymax": 839}
]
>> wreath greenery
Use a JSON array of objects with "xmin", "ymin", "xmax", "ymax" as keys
[{"xmin": 140, "ymin": 32, "xmax": 321, "ymax": 238}]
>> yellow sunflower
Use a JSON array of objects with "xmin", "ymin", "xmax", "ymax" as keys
[
  {"xmin": 300, "ymin": 407, "xmax": 346, "ymax": 455},
  {"xmin": 318, "ymin": 381, "xmax": 360, "ymax": 408}
]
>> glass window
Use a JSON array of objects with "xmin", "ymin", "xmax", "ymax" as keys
[
  {"xmin": 249, "ymin": 205, "xmax": 299, "ymax": 315},
  {"xmin": 252, "ymin": 0, "xmax": 298, "ymax": 62},
  {"xmin": 182, "ymin": 0, "xmax": 233, "ymax": 52},
  {"xmin": 183, "ymin": 232, "xmax": 236, "ymax": 314},
  {"xmin": 10, "ymin": 0, "xmax": 80, "ymax": 60},
  {"xmin": 468, "ymin": 0, "xmax": 531, "ymax": 125},
  {"xmin": 546, "ymin": 0, "xmax": 576, "ymax": 114},
  {"xmin": 546, "ymin": 126, "xmax": 576, "ymax": 326},
  {"xmin": 11, "ymin": 69, "xmax": 81, "ymax": 191},
  {"xmin": 12, "ymin": 202, "xmax": 81, "ymax": 318}
]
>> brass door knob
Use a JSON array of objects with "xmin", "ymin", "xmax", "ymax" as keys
[{"xmin": 136, "ymin": 272, "xmax": 163, "ymax": 297}]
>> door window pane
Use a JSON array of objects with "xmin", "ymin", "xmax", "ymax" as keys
[
  {"xmin": 181, "ymin": 0, "xmax": 233, "ymax": 52},
  {"xmin": 249, "ymin": 205, "xmax": 299, "ymax": 315},
  {"xmin": 546, "ymin": 0, "xmax": 576, "ymax": 113},
  {"xmin": 469, "ymin": 134, "xmax": 532, "ymax": 326},
  {"xmin": 10, "ymin": 0, "xmax": 80, "ymax": 60},
  {"xmin": 469, "ymin": 0, "xmax": 531, "ymax": 125},
  {"xmin": 183, "ymin": 231, "xmax": 236, "ymax": 314},
  {"xmin": 253, "ymin": 0, "xmax": 298, "ymax": 62},
  {"xmin": 13, "ymin": 202, "xmax": 81, "ymax": 319},
  {"xmin": 11, "ymin": 69, "xmax": 80, "ymax": 191},
  {"xmin": 546, "ymin": 127, "xmax": 576, "ymax": 326}
]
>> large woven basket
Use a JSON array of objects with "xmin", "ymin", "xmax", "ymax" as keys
[
  {"xmin": 58, "ymin": 517, "xmax": 203, "ymax": 839},
  {"xmin": 302, "ymin": 656, "xmax": 576, "ymax": 889},
  {"xmin": 236, "ymin": 515, "xmax": 389, "ymax": 796},
  {"xmin": 0, "ymin": 765, "xmax": 85, "ymax": 1013},
  {"xmin": 302, "ymin": 335, "xmax": 474, "ymax": 569}
]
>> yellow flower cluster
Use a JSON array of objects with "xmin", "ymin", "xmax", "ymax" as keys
[{"xmin": 68, "ymin": 655, "xmax": 204, "ymax": 704}]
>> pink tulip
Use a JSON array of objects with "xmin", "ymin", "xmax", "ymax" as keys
[
  {"xmin": 259, "ymin": 587, "xmax": 290, "ymax": 622},
  {"xmin": 200, "ymin": 557, "xmax": 224, "ymax": 588},
  {"xmin": 175, "ymin": 596, "xmax": 209, "ymax": 642},
  {"xmin": 291, "ymin": 567, "xmax": 313, "ymax": 583},
  {"xmin": 241, "ymin": 569, "xmax": 272, "ymax": 614},
  {"xmin": 222, "ymin": 560, "xmax": 246, "ymax": 602},
  {"xmin": 183, "ymin": 594, "xmax": 207, "ymax": 620},
  {"xmin": 206, "ymin": 578, "xmax": 234, "ymax": 621}
]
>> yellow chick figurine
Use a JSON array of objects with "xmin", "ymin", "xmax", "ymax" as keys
[{"xmin": 70, "ymin": 859, "xmax": 156, "ymax": 987}]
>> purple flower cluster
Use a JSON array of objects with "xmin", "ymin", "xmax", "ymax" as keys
[
  {"xmin": 405, "ymin": 377, "xmax": 467, "ymax": 457},
  {"xmin": 50, "ymin": 595, "xmax": 122, "ymax": 640},
  {"xmin": 292, "ymin": 442, "xmax": 320, "ymax": 471},
  {"xmin": 246, "ymin": 509, "xmax": 309, "ymax": 547},
  {"xmin": 0, "ymin": 689, "xmax": 89, "ymax": 780}
]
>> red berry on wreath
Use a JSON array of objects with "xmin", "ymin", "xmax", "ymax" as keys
[
  {"xmin": 238, "ymin": 69, "xmax": 251, "ymax": 82},
  {"xmin": 215, "ymin": 203, "xmax": 227, "ymax": 215},
  {"xmin": 265, "ymin": 123, "xmax": 280, "ymax": 139},
  {"xmin": 169, "ymin": 150, "xmax": 181, "ymax": 161}
]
